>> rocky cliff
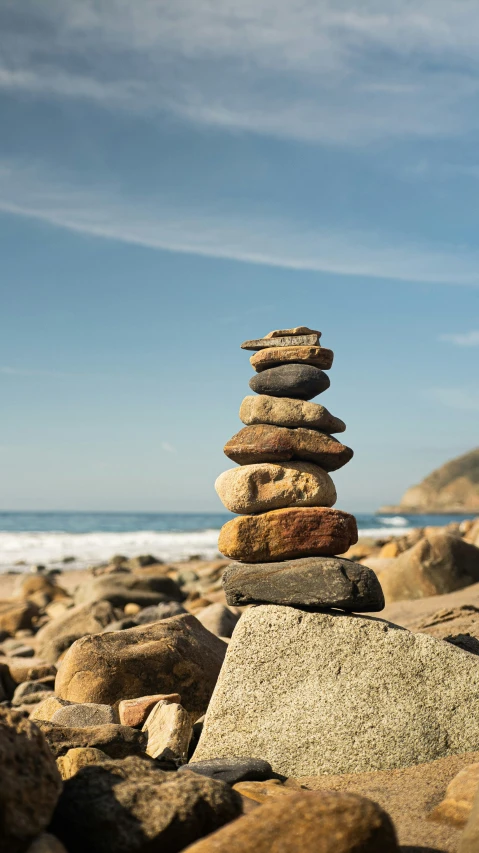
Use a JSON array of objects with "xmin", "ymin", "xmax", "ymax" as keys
[{"xmin": 380, "ymin": 447, "xmax": 479, "ymax": 514}]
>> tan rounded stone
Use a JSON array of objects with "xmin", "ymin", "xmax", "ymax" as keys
[
  {"xmin": 215, "ymin": 462, "xmax": 336, "ymax": 514},
  {"xmin": 239, "ymin": 395, "xmax": 345, "ymax": 433},
  {"xmin": 218, "ymin": 507, "xmax": 358, "ymax": 562},
  {"xmin": 57, "ymin": 747, "xmax": 110, "ymax": 780},
  {"xmin": 224, "ymin": 425, "xmax": 353, "ymax": 471},
  {"xmin": 250, "ymin": 345, "xmax": 334, "ymax": 372}
]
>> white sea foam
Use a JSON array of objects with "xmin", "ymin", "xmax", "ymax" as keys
[{"xmin": 0, "ymin": 529, "xmax": 223, "ymax": 571}]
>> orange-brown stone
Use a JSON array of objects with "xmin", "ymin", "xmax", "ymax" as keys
[
  {"xmin": 250, "ymin": 346, "xmax": 333, "ymax": 372},
  {"xmin": 224, "ymin": 424, "xmax": 353, "ymax": 471},
  {"xmin": 218, "ymin": 507, "xmax": 358, "ymax": 562}
]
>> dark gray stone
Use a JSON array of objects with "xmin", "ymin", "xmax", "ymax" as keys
[
  {"xmin": 249, "ymin": 364, "xmax": 330, "ymax": 400},
  {"xmin": 75, "ymin": 574, "xmax": 184, "ymax": 608},
  {"xmin": 179, "ymin": 757, "xmax": 273, "ymax": 785},
  {"xmin": 36, "ymin": 721, "xmax": 147, "ymax": 759},
  {"xmin": 241, "ymin": 334, "xmax": 319, "ymax": 350},
  {"xmin": 222, "ymin": 557, "xmax": 385, "ymax": 612}
]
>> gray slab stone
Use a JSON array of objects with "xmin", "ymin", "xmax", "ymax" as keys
[
  {"xmin": 222, "ymin": 557, "xmax": 385, "ymax": 611},
  {"xmin": 249, "ymin": 364, "xmax": 330, "ymax": 400},
  {"xmin": 241, "ymin": 334, "xmax": 320, "ymax": 350}
]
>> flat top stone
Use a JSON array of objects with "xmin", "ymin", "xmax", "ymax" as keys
[
  {"xmin": 222, "ymin": 557, "xmax": 385, "ymax": 612},
  {"xmin": 241, "ymin": 334, "xmax": 320, "ymax": 351},
  {"xmin": 265, "ymin": 327, "xmax": 322, "ymax": 338},
  {"xmin": 194, "ymin": 605, "xmax": 479, "ymax": 777},
  {"xmin": 250, "ymin": 346, "xmax": 334, "ymax": 373}
]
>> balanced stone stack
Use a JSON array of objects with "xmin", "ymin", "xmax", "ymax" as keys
[{"xmin": 215, "ymin": 326, "xmax": 385, "ymax": 613}]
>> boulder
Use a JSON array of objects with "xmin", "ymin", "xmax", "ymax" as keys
[
  {"xmin": 408, "ymin": 604, "xmax": 479, "ymax": 655},
  {"xmin": 56, "ymin": 747, "xmax": 110, "ymax": 780},
  {"xmin": 119, "ymin": 693, "xmax": 182, "ymax": 727},
  {"xmin": 379, "ymin": 532, "xmax": 479, "ymax": 603},
  {"xmin": 181, "ymin": 790, "xmax": 398, "ymax": 852},
  {"xmin": 215, "ymin": 462, "xmax": 336, "ymax": 514},
  {"xmin": 35, "ymin": 600, "xmax": 119, "ymax": 663},
  {"xmin": 194, "ymin": 605, "xmax": 479, "ymax": 777},
  {"xmin": 429, "ymin": 762, "xmax": 479, "ymax": 827},
  {"xmin": 3, "ymin": 657, "xmax": 55, "ymax": 684},
  {"xmin": 179, "ymin": 757, "xmax": 273, "ymax": 785},
  {"xmin": 134, "ymin": 601, "xmax": 187, "ymax": 623},
  {"xmin": 21, "ymin": 575, "xmax": 68, "ymax": 602},
  {"xmin": 50, "ymin": 757, "xmax": 242, "ymax": 853},
  {"xmin": 239, "ymin": 394, "xmax": 345, "ymax": 432},
  {"xmin": 36, "ymin": 721, "xmax": 146, "ymax": 759},
  {"xmin": 224, "ymin": 425, "xmax": 353, "ymax": 471},
  {"xmin": 12, "ymin": 679, "xmax": 53, "ymax": 706},
  {"xmin": 222, "ymin": 557, "xmax": 384, "ymax": 611},
  {"xmin": 142, "ymin": 700, "xmax": 192, "ymax": 763},
  {"xmin": 249, "ymin": 364, "xmax": 330, "ymax": 400},
  {"xmin": 460, "ymin": 783, "xmax": 479, "ymax": 852},
  {"xmin": 51, "ymin": 703, "xmax": 117, "ymax": 727},
  {"xmin": 30, "ymin": 697, "xmax": 71, "ymax": 722},
  {"xmin": 55, "ymin": 614, "xmax": 227, "ymax": 717},
  {"xmin": 0, "ymin": 660, "xmax": 16, "ymax": 700},
  {"xmin": 250, "ymin": 345, "xmax": 334, "ymax": 372},
  {"xmin": 218, "ymin": 508, "xmax": 358, "ymax": 562},
  {"xmin": 0, "ymin": 600, "xmax": 39, "ymax": 635},
  {"xmin": 0, "ymin": 708, "xmax": 62, "ymax": 853},
  {"xmin": 74, "ymin": 574, "xmax": 183, "ymax": 608},
  {"xmin": 195, "ymin": 603, "xmax": 240, "ymax": 638}
]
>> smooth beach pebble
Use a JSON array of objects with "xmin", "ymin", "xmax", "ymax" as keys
[
  {"xmin": 249, "ymin": 363, "xmax": 330, "ymax": 400},
  {"xmin": 223, "ymin": 424, "xmax": 353, "ymax": 471},
  {"xmin": 218, "ymin": 507, "xmax": 358, "ymax": 562},
  {"xmin": 250, "ymin": 345, "xmax": 334, "ymax": 372},
  {"xmin": 215, "ymin": 462, "xmax": 337, "ymax": 514},
  {"xmin": 239, "ymin": 394, "xmax": 346, "ymax": 432}
]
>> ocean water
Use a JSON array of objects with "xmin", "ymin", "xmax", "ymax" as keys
[{"xmin": 0, "ymin": 511, "xmax": 476, "ymax": 572}]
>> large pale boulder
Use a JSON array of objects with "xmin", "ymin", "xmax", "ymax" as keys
[
  {"xmin": 239, "ymin": 394, "xmax": 345, "ymax": 433},
  {"xmin": 194, "ymin": 605, "xmax": 479, "ymax": 777},
  {"xmin": 0, "ymin": 708, "xmax": 62, "ymax": 853},
  {"xmin": 55, "ymin": 614, "xmax": 227, "ymax": 717},
  {"xmin": 378, "ymin": 531, "xmax": 479, "ymax": 603},
  {"xmin": 35, "ymin": 600, "xmax": 119, "ymax": 663},
  {"xmin": 215, "ymin": 462, "xmax": 336, "ymax": 514}
]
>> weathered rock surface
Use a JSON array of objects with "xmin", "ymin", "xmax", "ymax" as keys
[
  {"xmin": 249, "ymin": 364, "xmax": 330, "ymax": 400},
  {"xmin": 195, "ymin": 603, "xmax": 240, "ymax": 638},
  {"xmin": 239, "ymin": 394, "xmax": 345, "ymax": 433},
  {"xmin": 74, "ymin": 573, "xmax": 183, "ymax": 608},
  {"xmin": 194, "ymin": 605, "xmax": 479, "ymax": 776},
  {"xmin": 57, "ymin": 747, "xmax": 110, "ymax": 780},
  {"xmin": 3, "ymin": 656, "xmax": 55, "ymax": 684},
  {"xmin": 265, "ymin": 326, "xmax": 322, "ymax": 338},
  {"xmin": 30, "ymin": 697, "xmax": 70, "ymax": 722},
  {"xmin": 429, "ymin": 761, "xmax": 479, "ymax": 827},
  {"xmin": 119, "ymin": 693, "xmax": 182, "ymax": 727},
  {"xmin": 250, "ymin": 345, "xmax": 334, "ymax": 372},
  {"xmin": 380, "ymin": 446, "xmax": 479, "ymax": 514},
  {"xmin": 12, "ymin": 679, "xmax": 53, "ymax": 705},
  {"xmin": 215, "ymin": 462, "xmax": 337, "ymax": 514},
  {"xmin": 51, "ymin": 703, "xmax": 117, "ymax": 727},
  {"xmin": 0, "ymin": 708, "xmax": 62, "ymax": 853},
  {"xmin": 222, "ymin": 557, "xmax": 384, "ymax": 611},
  {"xmin": 36, "ymin": 721, "xmax": 146, "ymax": 759},
  {"xmin": 35, "ymin": 600, "xmax": 119, "ymax": 663},
  {"xmin": 0, "ymin": 599, "xmax": 39, "ymax": 635},
  {"xmin": 179, "ymin": 757, "xmax": 273, "ymax": 785},
  {"xmin": 182, "ymin": 790, "xmax": 398, "ymax": 852},
  {"xmin": 241, "ymin": 333, "xmax": 320, "ymax": 350},
  {"xmin": 218, "ymin": 508, "xmax": 358, "ymax": 562},
  {"xmin": 21, "ymin": 575, "xmax": 68, "ymax": 602},
  {"xmin": 50, "ymin": 757, "xmax": 242, "ymax": 853},
  {"xmin": 55, "ymin": 614, "xmax": 227, "ymax": 716},
  {"xmin": 224, "ymin": 425, "xmax": 353, "ymax": 470},
  {"xmin": 378, "ymin": 531, "xmax": 479, "ymax": 603},
  {"xmin": 408, "ymin": 604, "xmax": 479, "ymax": 655},
  {"xmin": 142, "ymin": 700, "xmax": 192, "ymax": 763},
  {"xmin": 460, "ymin": 782, "xmax": 479, "ymax": 852}
]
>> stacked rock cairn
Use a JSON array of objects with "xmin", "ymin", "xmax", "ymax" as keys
[{"xmin": 215, "ymin": 325, "xmax": 385, "ymax": 613}]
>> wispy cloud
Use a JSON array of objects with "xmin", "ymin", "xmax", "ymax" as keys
[
  {"xmin": 2, "ymin": 1, "xmax": 479, "ymax": 144},
  {"xmin": 1, "ymin": 159, "xmax": 479, "ymax": 285},
  {"xmin": 161, "ymin": 442, "xmax": 177, "ymax": 453},
  {"xmin": 439, "ymin": 331, "xmax": 479, "ymax": 346},
  {"xmin": 430, "ymin": 387, "xmax": 479, "ymax": 411}
]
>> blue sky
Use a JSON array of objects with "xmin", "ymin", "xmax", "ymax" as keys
[{"xmin": 0, "ymin": 0, "xmax": 478, "ymax": 512}]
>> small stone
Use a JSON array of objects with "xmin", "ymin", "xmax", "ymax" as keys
[
  {"xmin": 26, "ymin": 833, "xmax": 68, "ymax": 853},
  {"xmin": 50, "ymin": 757, "xmax": 242, "ymax": 853},
  {"xmin": 124, "ymin": 602, "xmax": 141, "ymax": 616},
  {"xmin": 57, "ymin": 747, "xmax": 110, "ymax": 780},
  {"xmin": 265, "ymin": 326, "xmax": 322, "ymax": 338},
  {"xmin": 0, "ymin": 600, "xmax": 39, "ymax": 635},
  {"xmin": 134, "ymin": 601, "xmax": 187, "ymax": 624},
  {"xmin": 30, "ymin": 697, "xmax": 72, "ymax": 722},
  {"xmin": 142, "ymin": 701, "xmax": 193, "ymax": 763},
  {"xmin": 35, "ymin": 600, "xmax": 119, "ymax": 664},
  {"xmin": 0, "ymin": 708, "xmax": 62, "ymax": 852},
  {"xmin": 215, "ymin": 462, "xmax": 337, "ymax": 514},
  {"xmin": 3, "ymin": 656, "xmax": 55, "ymax": 684},
  {"xmin": 180, "ymin": 757, "xmax": 273, "ymax": 785},
  {"xmin": 181, "ymin": 790, "xmax": 399, "ymax": 852},
  {"xmin": 119, "ymin": 693, "xmax": 182, "ymax": 728},
  {"xmin": 51, "ymin": 703, "xmax": 117, "ymax": 727},
  {"xmin": 195, "ymin": 603, "xmax": 240, "ymax": 638},
  {"xmin": 241, "ymin": 334, "xmax": 320, "ymax": 350},
  {"xmin": 12, "ymin": 679, "xmax": 53, "ymax": 706},
  {"xmin": 74, "ymin": 573, "xmax": 183, "ymax": 608},
  {"xmin": 224, "ymin": 425, "xmax": 353, "ymax": 471},
  {"xmin": 37, "ymin": 721, "xmax": 147, "ymax": 759},
  {"xmin": 460, "ymin": 784, "xmax": 479, "ymax": 852},
  {"xmin": 428, "ymin": 762, "xmax": 479, "ymax": 827},
  {"xmin": 219, "ymin": 508, "xmax": 358, "ymax": 562},
  {"xmin": 249, "ymin": 364, "xmax": 330, "ymax": 400},
  {"xmin": 222, "ymin": 557, "xmax": 384, "ymax": 611},
  {"xmin": 239, "ymin": 395, "xmax": 345, "ymax": 433},
  {"xmin": 250, "ymin": 346, "xmax": 334, "ymax": 372}
]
